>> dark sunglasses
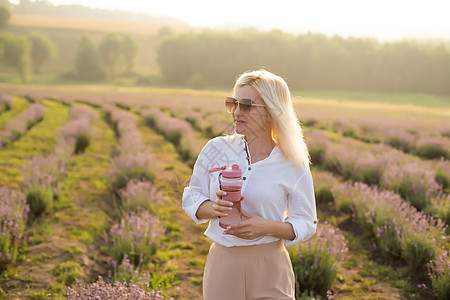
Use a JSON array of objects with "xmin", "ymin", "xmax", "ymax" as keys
[{"xmin": 225, "ymin": 97, "xmax": 266, "ymax": 113}]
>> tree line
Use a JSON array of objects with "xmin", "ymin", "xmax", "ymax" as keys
[
  {"xmin": 0, "ymin": 31, "xmax": 140, "ymax": 83},
  {"xmin": 157, "ymin": 29, "xmax": 450, "ymax": 94},
  {"xmin": 0, "ymin": 4, "xmax": 141, "ymax": 83},
  {"xmin": 0, "ymin": 31, "xmax": 57, "ymax": 82},
  {"xmin": 2, "ymin": 2, "xmax": 450, "ymax": 95}
]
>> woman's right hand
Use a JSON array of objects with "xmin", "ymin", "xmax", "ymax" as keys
[{"xmin": 212, "ymin": 190, "xmax": 234, "ymax": 218}]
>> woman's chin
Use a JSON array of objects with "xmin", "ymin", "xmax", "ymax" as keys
[{"xmin": 234, "ymin": 126, "xmax": 245, "ymax": 135}]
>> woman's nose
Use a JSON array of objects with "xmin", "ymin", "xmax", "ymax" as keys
[{"xmin": 233, "ymin": 103, "xmax": 242, "ymax": 115}]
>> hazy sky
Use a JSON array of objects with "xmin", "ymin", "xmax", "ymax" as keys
[{"xmin": 11, "ymin": 0, "xmax": 450, "ymax": 41}]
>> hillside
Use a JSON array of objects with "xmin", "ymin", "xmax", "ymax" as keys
[{"xmin": 9, "ymin": 14, "xmax": 193, "ymax": 36}]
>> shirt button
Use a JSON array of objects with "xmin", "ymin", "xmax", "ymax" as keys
[
  {"xmin": 248, "ymin": 167, "xmax": 251, "ymax": 171},
  {"xmin": 243, "ymin": 177, "xmax": 246, "ymax": 180}
]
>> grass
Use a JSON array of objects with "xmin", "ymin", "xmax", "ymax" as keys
[
  {"xmin": 0, "ymin": 96, "xmax": 31, "ymax": 130},
  {"xmin": 0, "ymin": 99, "xmax": 70, "ymax": 188},
  {"xmin": 54, "ymin": 111, "xmax": 116, "ymax": 244},
  {"xmin": 51, "ymin": 261, "xmax": 80, "ymax": 285}
]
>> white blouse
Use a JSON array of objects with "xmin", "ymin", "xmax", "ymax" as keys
[{"xmin": 182, "ymin": 134, "xmax": 317, "ymax": 247}]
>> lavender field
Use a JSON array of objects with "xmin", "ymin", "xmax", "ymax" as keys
[{"xmin": 0, "ymin": 85, "xmax": 448, "ymax": 300}]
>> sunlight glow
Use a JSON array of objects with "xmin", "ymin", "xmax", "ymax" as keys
[{"xmin": 9, "ymin": 0, "xmax": 450, "ymax": 41}]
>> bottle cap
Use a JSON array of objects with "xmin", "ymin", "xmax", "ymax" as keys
[{"xmin": 222, "ymin": 164, "xmax": 242, "ymax": 178}]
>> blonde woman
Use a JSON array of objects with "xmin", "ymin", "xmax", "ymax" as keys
[{"xmin": 182, "ymin": 70, "xmax": 317, "ymax": 300}]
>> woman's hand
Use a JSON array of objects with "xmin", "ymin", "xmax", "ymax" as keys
[
  {"xmin": 211, "ymin": 190, "xmax": 235, "ymax": 218},
  {"xmin": 223, "ymin": 209, "xmax": 268, "ymax": 240},
  {"xmin": 195, "ymin": 191, "xmax": 244, "ymax": 220}
]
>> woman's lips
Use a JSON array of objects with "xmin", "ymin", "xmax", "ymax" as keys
[{"xmin": 234, "ymin": 120, "xmax": 246, "ymax": 124}]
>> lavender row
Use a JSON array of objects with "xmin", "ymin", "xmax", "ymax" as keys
[
  {"xmin": 60, "ymin": 106, "xmax": 98, "ymax": 154},
  {"xmin": 288, "ymin": 221, "xmax": 348, "ymax": 297},
  {"xmin": 141, "ymin": 107, "xmax": 205, "ymax": 165},
  {"xmin": 313, "ymin": 171, "xmax": 447, "ymax": 268},
  {"xmin": 306, "ymin": 129, "xmax": 449, "ymax": 217},
  {"xmin": 428, "ymin": 249, "xmax": 449, "ymax": 300},
  {"xmin": 313, "ymin": 171, "xmax": 449, "ymax": 298},
  {"xmin": 67, "ymin": 275, "xmax": 174, "ymax": 300},
  {"xmin": 23, "ymin": 106, "xmax": 98, "ymax": 220},
  {"xmin": 295, "ymin": 103, "xmax": 450, "ymax": 160},
  {"xmin": 168, "ymin": 105, "xmax": 234, "ymax": 139},
  {"xmin": 103, "ymin": 105, "xmax": 156, "ymax": 191},
  {"xmin": 0, "ymin": 94, "xmax": 13, "ymax": 113},
  {"xmin": 99, "ymin": 105, "xmax": 171, "ymax": 296},
  {"xmin": 0, "ymin": 187, "xmax": 29, "ymax": 272},
  {"xmin": 1, "ymin": 103, "xmax": 45, "ymax": 149},
  {"xmin": 21, "ymin": 143, "xmax": 70, "ymax": 219}
]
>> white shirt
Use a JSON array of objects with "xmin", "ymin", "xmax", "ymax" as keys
[{"xmin": 182, "ymin": 134, "xmax": 317, "ymax": 247}]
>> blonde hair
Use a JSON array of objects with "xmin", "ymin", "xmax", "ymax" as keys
[{"xmin": 234, "ymin": 69, "xmax": 310, "ymax": 168}]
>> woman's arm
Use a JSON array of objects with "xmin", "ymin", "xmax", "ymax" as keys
[
  {"xmin": 223, "ymin": 210, "xmax": 295, "ymax": 240},
  {"xmin": 196, "ymin": 191, "xmax": 238, "ymax": 220},
  {"xmin": 225, "ymin": 168, "xmax": 317, "ymax": 242}
]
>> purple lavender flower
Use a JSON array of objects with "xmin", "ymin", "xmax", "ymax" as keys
[
  {"xmin": 0, "ymin": 94, "xmax": 13, "ymax": 111},
  {"xmin": 67, "ymin": 275, "xmax": 174, "ymax": 299},
  {"xmin": 0, "ymin": 187, "xmax": 28, "ymax": 271},
  {"xmin": 118, "ymin": 180, "xmax": 163, "ymax": 213},
  {"xmin": 288, "ymin": 221, "xmax": 348, "ymax": 295},
  {"xmin": 3, "ymin": 104, "xmax": 45, "ymax": 143},
  {"xmin": 331, "ymin": 180, "xmax": 447, "ymax": 269},
  {"xmin": 110, "ymin": 209, "xmax": 162, "ymax": 267}
]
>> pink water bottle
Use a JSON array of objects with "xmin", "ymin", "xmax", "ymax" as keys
[{"xmin": 219, "ymin": 164, "xmax": 243, "ymax": 229}]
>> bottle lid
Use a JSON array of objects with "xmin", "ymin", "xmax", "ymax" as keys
[{"xmin": 222, "ymin": 164, "xmax": 242, "ymax": 178}]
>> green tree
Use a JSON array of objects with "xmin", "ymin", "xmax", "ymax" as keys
[
  {"xmin": 99, "ymin": 33, "xmax": 122, "ymax": 80},
  {"xmin": 0, "ymin": 5, "xmax": 11, "ymax": 30},
  {"xmin": 1, "ymin": 33, "xmax": 31, "ymax": 83},
  {"xmin": 29, "ymin": 32, "xmax": 58, "ymax": 74},
  {"xmin": 75, "ymin": 34, "xmax": 104, "ymax": 81},
  {"xmin": 122, "ymin": 34, "xmax": 139, "ymax": 75},
  {"xmin": 156, "ymin": 26, "xmax": 174, "ymax": 40}
]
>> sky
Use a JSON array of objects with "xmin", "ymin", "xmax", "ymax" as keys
[{"xmin": 10, "ymin": 0, "xmax": 450, "ymax": 41}]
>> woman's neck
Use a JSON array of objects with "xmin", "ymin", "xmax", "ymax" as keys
[{"xmin": 244, "ymin": 131, "xmax": 276, "ymax": 162}]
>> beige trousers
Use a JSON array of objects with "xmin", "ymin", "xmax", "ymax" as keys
[{"xmin": 203, "ymin": 240, "xmax": 295, "ymax": 300}]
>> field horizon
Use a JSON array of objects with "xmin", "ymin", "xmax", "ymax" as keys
[{"xmin": 2, "ymin": 83, "xmax": 450, "ymax": 110}]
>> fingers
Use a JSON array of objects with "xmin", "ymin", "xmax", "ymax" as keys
[
  {"xmin": 212, "ymin": 201, "xmax": 232, "ymax": 212},
  {"xmin": 215, "ymin": 190, "xmax": 226, "ymax": 198},
  {"xmin": 212, "ymin": 191, "xmax": 233, "ymax": 217}
]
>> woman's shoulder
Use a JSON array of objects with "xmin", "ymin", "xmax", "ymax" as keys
[
  {"xmin": 203, "ymin": 133, "xmax": 242, "ymax": 150},
  {"xmin": 274, "ymin": 148, "xmax": 310, "ymax": 177}
]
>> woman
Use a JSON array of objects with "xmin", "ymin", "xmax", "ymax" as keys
[{"xmin": 182, "ymin": 70, "xmax": 317, "ymax": 300}]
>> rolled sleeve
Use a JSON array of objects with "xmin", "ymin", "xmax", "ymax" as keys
[
  {"xmin": 182, "ymin": 186, "xmax": 210, "ymax": 224},
  {"xmin": 182, "ymin": 141, "xmax": 211, "ymax": 224},
  {"xmin": 283, "ymin": 167, "xmax": 317, "ymax": 247}
]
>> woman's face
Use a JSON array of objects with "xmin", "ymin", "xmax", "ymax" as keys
[{"xmin": 232, "ymin": 85, "xmax": 271, "ymax": 138}]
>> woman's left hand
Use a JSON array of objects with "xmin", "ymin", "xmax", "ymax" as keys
[{"xmin": 223, "ymin": 210, "xmax": 268, "ymax": 239}]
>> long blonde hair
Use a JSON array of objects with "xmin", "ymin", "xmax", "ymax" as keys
[{"xmin": 234, "ymin": 69, "xmax": 310, "ymax": 168}]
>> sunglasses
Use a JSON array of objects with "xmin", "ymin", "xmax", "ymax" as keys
[{"xmin": 225, "ymin": 97, "xmax": 266, "ymax": 113}]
